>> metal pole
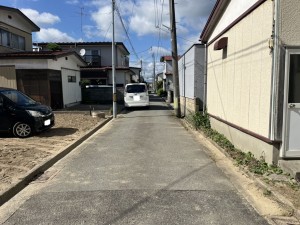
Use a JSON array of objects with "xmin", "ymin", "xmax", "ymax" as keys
[
  {"xmin": 169, "ymin": 0, "xmax": 181, "ymax": 117},
  {"xmin": 112, "ymin": 0, "xmax": 117, "ymax": 118},
  {"xmin": 140, "ymin": 59, "xmax": 142, "ymax": 83},
  {"xmin": 153, "ymin": 53, "xmax": 156, "ymax": 92}
]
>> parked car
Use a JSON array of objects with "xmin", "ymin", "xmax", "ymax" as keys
[
  {"xmin": 124, "ymin": 83, "xmax": 150, "ymax": 108},
  {"xmin": 0, "ymin": 87, "xmax": 55, "ymax": 138}
]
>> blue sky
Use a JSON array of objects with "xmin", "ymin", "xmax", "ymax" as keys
[{"xmin": 1, "ymin": 0, "xmax": 216, "ymax": 81}]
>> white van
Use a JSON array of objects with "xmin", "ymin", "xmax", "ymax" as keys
[{"xmin": 124, "ymin": 83, "xmax": 149, "ymax": 108}]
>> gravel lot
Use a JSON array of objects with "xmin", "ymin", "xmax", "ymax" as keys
[{"xmin": 0, "ymin": 112, "xmax": 106, "ymax": 194}]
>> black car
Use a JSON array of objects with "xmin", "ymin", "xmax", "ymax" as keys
[{"xmin": 0, "ymin": 87, "xmax": 55, "ymax": 138}]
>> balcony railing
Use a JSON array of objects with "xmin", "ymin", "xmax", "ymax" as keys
[{"xmin": 83, "ymin": 55, "xmax": 101, "ymax": 66}]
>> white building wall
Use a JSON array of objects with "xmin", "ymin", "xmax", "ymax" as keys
[
  {"xmin": 207, "ymin": 1, "xmax": 273, "ymax": 138},
  {"xmin": 209, "ymin": 0, "xmax": 257, "ymax": 42},
  {"xmin": 61, "ymin": 68, "xmax": 81, "ymax": 107},
  {"xmin": 178, "ymin": 45, "xmax": 205, "ymax": 103},
  {"xmin": 179, "ymin": 48, "xmax": 195, "ymax": 98},
  {"xmin": 0, "ymin": 59, "xmax": 48, "ymax": 69}
]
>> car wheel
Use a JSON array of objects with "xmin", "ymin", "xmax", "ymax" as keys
[{"xmin": 13, "ymin": 122, "xmax": 32, "ymax": 138}]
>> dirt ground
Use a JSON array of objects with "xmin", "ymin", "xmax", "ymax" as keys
[{"xmin": 0, "ymin": 113, "xmax": 105, "ymax": 194}]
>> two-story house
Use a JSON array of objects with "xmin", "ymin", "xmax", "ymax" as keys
[
  {"xmin": 35, "ymin": 42, "xmax": 134, "ymax": 87},
  {"xmin": 0, "ymin": 5, "xmax": 87, "ymax": 109}
]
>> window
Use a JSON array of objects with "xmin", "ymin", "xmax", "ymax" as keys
[
  {"xmin": 1, "ymin": 30, "xmax": 10, "ymax": 47},
  {"xmin": 0, "ymin": 29, "xmax": 25, "ymax": 50},
  {"xmin": 68, "ymin": 76, "xmax": 76, "ymax": 83}
]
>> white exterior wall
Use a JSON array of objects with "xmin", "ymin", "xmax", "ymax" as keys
[
  {"xmin": 179, "ymin": 47, "xmax": 195, "ymax": 98},
  {"xmin": 207, "ymin": 1, "xmax": 273, "ymax": 138},
  {"xmin": 178, "ymin": 45, "xmax": 205, "ymax": 111},
  {"xmin": 47, "ymin": 55, "xmax": 82, "ymax": 71},
  {"xmin": 0, "ymin": 59, "xmax": 48, "ymax": 69},
  {"xmin": 280, "ymin": 0, "xmax": 300, "ymax": 46},
  {"xmin": 61, "ymin": 68, "xmax": 81, "ymax": 107},
  {"xmin": 209, "ymin": 0, "xmax": 257, "ymax": 42},
  {"xmin": 107, "ymin": 70, "xmax": 131, "ymax": 86}
]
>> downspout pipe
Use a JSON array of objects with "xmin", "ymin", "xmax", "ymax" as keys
[
  {"xmin": 203, "ymin": 43, "xmax": 207, "ymax": 115},
  {"xmin": 269, "ymin": 0, "xmax": 280, "ymax": 141}
]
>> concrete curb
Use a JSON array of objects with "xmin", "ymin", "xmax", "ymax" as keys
[
  {"xmin": 179, "ymin": 118, "xmax": 300, "ymax": 221},
  {"xmin": 0, "ymin": 116, "xmax": 113, "ymax": 206}
]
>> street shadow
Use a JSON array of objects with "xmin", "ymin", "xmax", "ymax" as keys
[
  {"xmin": 123, "ymin": 105, "xmax": 169, "ymax": 113},
  {"xmin": 0, "ymin": 127, "xmax": 78, "ymax": 138},
  {"xmin": 37, "ymin": 128, "xmax": 78, "ymax": 137}
]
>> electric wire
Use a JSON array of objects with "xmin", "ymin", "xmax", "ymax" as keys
[{"xmin": 115, "ymin": 4, "xmax": 140, "ymax": 61}]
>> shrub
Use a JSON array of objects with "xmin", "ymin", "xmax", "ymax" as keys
[{"xmin": 156, "ymin": 88, "xmax": 167, "ymax": 97}]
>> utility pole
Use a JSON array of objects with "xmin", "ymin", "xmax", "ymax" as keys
[
  {"xmin": 112, "ymin": 0, "xmax": 117, "ymax": 118},
  {"xmin": 153, "ymin": 53, "xmax": 156, "ymax": 92},
  {"xmin": 140, "ymin": 59, "xmax": 142, "ymax": 83},
  {"xmin": 169, "ymin": 0, "xmax": 181, "ymax": 117}
]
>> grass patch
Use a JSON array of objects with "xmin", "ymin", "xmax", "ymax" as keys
[{"xmin": 186, "ymin": 111, "xmax": 284, "ymax": 176}]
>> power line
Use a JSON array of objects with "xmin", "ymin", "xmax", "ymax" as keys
[{"xmin": 115, "ymin": 5, "xmax": 139, "ymax": 60}]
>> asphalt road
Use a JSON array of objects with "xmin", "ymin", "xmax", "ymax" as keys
[{"xmin": 0, "ymin": 95, "xmax": 269, "ymax": 225}]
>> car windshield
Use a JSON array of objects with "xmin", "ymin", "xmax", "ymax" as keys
[
  {"xmin": 1, "ymin": 90, "xmax": 37, "ymax": 106},
  {"xmin": 126, "ymin": 85, "xmax": 146, "ymax": 93}
]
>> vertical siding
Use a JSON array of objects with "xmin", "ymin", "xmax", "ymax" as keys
[
  {"xmin": 0, "ymin": 66, "xmax": 17, "ymax": 89},
  {"xmin": 207, "ymin": 1, "xmax": 273, "ymax": 137}
]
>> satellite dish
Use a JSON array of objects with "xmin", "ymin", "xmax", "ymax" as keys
[{"xmin": 79, "ymin": 49, "xmax": 86, "ymax": 56}]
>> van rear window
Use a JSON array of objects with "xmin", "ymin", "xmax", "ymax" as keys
[{"xmin": 126, "ymin": 85, "xmax": 146, "ymax": 93}]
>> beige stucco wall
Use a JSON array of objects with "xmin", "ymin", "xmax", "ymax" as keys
[
  {"xmin": 279, "ymin": 0, "xmax": 300, "ymax": 46},
  {"xmin": 211, "ymin": 117, "xmax": 279, "ymax": 164},
  {"xmin": 0, "ymin": 65, "xmax": 17, "ymax": 89},
  {"xmin": 207, "ymin": 1, "xmax": 273, "ymax": 139}
]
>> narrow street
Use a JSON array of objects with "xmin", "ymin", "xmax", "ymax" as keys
[{"xmin": 0, "ymin": 95, "xmax": 269, "ymax": 224}]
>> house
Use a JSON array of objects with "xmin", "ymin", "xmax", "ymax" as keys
[
  {"xmin": 0, "ymin": 5, "xmax": 87, "ymax": 109},
  {"xmin": 130, "ymin": 67, "xmax": 142, "ymax": 83},
  {"xmin": 0, "ymin": 51, "xmax": 87, "ymax": 108},
  {"xmin": 0, "ymin": 5, "xmax": 39, "ymax": 53},
  {"xmin": 35, "ymin": 42, "xmax": 134, "ymax": 88},
  {"xmin": 178, "ymin": 44, "xmax": 205, "ymax": 116},
  {"xmin": 200, "ymin": 0, "xmax": 300, "ymax": 164},
  {"xmin": 160, "ymin": 56, "xmax": 174, "ymax": 93},
  {"xmin": 0, "ymin": 5, "xmax": 39, "ymax": 89},
  {"xmin": 156, "ymin": 72, "xmax": 163, "ymax": 82}
]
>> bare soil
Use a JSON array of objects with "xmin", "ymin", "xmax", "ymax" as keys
[{"xmin": 0, "ymin": 113, "xmax": 105, "ymax": 194}]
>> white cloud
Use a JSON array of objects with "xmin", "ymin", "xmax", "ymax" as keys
[
  {"xmin": 149, "ymin": 46, "xmax": 170, "ymax": 56},
  {"xmin": 88, "ymin": 4, "xmax": 127, "ymax": 41},
  {"xmin": 34, "ymin": 28, "xmax": 77, "ymax": 42},
  {"xmin": 20, "ymin": 8, "xmax": 61, "ymax": 27}
]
